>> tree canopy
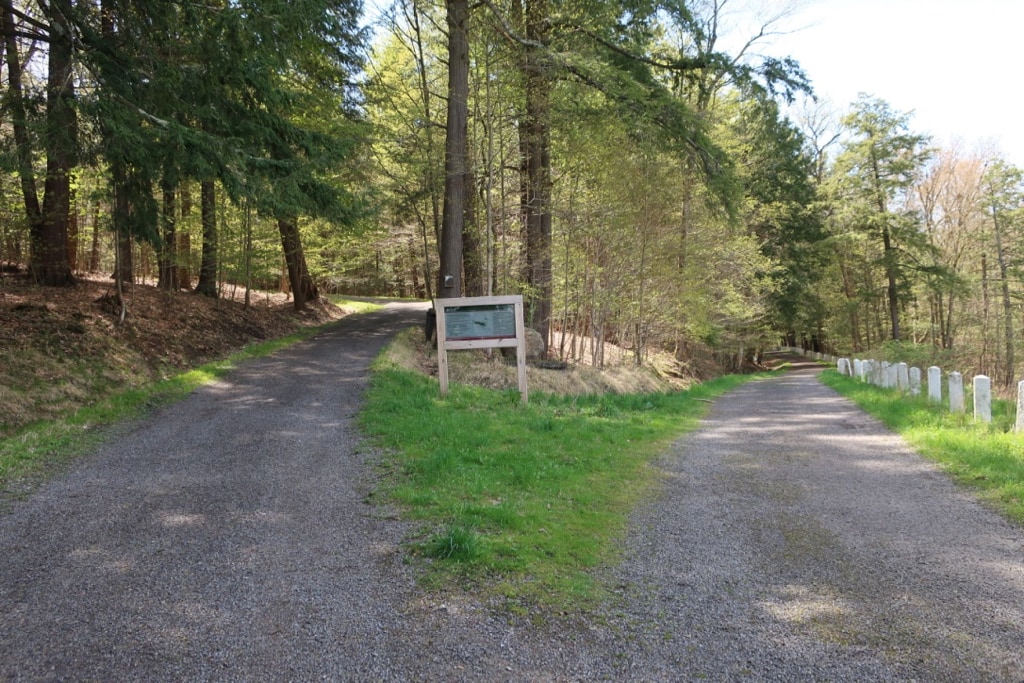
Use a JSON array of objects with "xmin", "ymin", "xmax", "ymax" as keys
[{"xmin": 3, "ymin": 0, "xmax": 1024, "ymax": 381}]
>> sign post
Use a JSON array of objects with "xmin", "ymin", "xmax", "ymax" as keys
[{"xmin": 434, "ymin": 295, "xmax": 528, "ymax": 404}]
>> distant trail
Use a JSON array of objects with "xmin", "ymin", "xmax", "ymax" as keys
[{"xmin": 1, "ymin": 330, "xmax": 1022, "ymax": 682}]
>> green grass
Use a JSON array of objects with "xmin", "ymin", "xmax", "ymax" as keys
[
  {"xmin": 821, "ymin": 370, "xmax": 1024, "ymax": 525},
  {"xmin": 361, "ymin": 357, "xmax": 763, "ymax": 608},
  {"xmin": 0, "ymin": 325, "xmax": 331, "ymax": 493},
  {"xmin": 327, "ymin": 296, "xmax": 385, "ymax": 313}
]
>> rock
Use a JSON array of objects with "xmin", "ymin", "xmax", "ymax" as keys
[{"xmin": 502, "ymin": 327, "xmax": 546, "ymax": 361}]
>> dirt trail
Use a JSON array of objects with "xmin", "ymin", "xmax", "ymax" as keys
[{"xmin": 1, "ymin": 335, "xmax": 1022, "ymax": 681}]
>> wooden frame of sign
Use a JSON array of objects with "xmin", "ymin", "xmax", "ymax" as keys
[{"xmin": 434, "ymin": 295, "xmax": 528, "ymax": 404}]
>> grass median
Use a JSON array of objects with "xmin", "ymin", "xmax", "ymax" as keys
[
  {"xmin": 821, "ymin": 369, "xmax": 1024, "ymax": 525},
  {"xmin": 361, "ymin": 353, "xmax": 760, "ymax": 609}
]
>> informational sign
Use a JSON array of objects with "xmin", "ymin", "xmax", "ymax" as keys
[
  {"xmin": 434, "ymin": 295, "xmax": 528, "ymax": 403},
  {"xmin": 444, "ymin": 303, "xmax": 517, "ymax": 341}
]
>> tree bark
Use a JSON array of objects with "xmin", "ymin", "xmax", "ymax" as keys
[
  {"xmin": 521, "ymin": 0, "xmax": 552, "ymax": 351},
  {"xmin": 194, "ymin": 179, "xmax": 219, "ymax": 297},
  {"xmin": 410, "ymin": 0, "xmax": 439, "ymax": 298},
  {"xmin": 67, "ymin": 183, "xmax": 78, "ymax": 272},
  {"xmin": 111, "ymin": 162, "xmax": 134, "ymax": 283},
  {"xmin": 462, "ymin": 171, "xmax": 484, "ymax": 296},
  {"xmin": 882, "ymin": 223, "xmax": 900, "ymax": 341},
  {"xmin": 438, "ymin": 0, "xmax": 469, "ymax": 299},
  {"xmin": 31, "ymin": 0, "xmax": 76, "ymax": 285},
  {"xmin": 3, "ymin": 0, "xmax": 42, "ymax": 246},
  {"xmin": 277, "ymin": 216, "xmax": 318, "ymax": 310},
  {"xmin": 991, "ymin": 208, "xmax": 1015, "ymax": 387},
  {"xmin": 158, "ymin": 182, "xmax": 178, "ymax": 290}
]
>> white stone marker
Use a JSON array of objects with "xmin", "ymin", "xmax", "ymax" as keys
[
  {"xmin": 854, "ymin": 359, "xmax": 864, "ymax": 380},
  {"xmin": 973, "ymin": 375, "xmax": 992, "ymax": 423},
  {"xmin": 872, "ymin": 360, "xmax": 884, "ymax": 386},
  {"xmin": 837, "ymin": 358, "xmax": 850, "ymax": 376},
  {"xmin": 897, "ymin": 362, "xmax": 909, "ymax": 392},
  {"xmin": 949, "ymin": 372, "xmax": 965, "ymax": 413},
  {"xmin": 1016, "ymin": 381, "xmax": 1024, "ymax": 432},
  {"xmin": 909, "ymin": 367, "xmax": 922, "ymax": 396},
  {"xmin": 928, "ymin": 366, "xmax": 942, "ymax": 403},
  {"xmin": 883, "ymin": 362, "xmax": 898, "ymax": 389}
]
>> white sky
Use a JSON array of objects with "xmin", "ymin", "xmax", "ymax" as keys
[{"xmin": 751, "ymin": 0, "xmax": 1024, "ymax": 165}]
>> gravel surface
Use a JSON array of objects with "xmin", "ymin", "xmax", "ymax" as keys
[{"xmin": 2, "ymin": 333, "xmax": 1023, "ymax": 681}]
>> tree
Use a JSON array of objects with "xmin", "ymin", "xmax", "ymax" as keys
[
  {"xmin": 981, "ymin": 159, "xmax": 1024, "ymax": 386},
  {"xmin": 438, "ymin": 0, "xmax": 469, "ymax": 298},
  {"xmin": 194, "ymin": 179, "xmax": 218, "ymax": 297},
  {"xmin": 912, "ymin": 146, "xmax": 981, "ymax": 351},
  {"xmin": 830, "ymin": 96, "xmax": 932, "ymax": 341},
  {"xmin": 2, "ymin": 0, "xmax": 77, "ymax": 285},
  {"xmin": 367, "ymin": 0, "xmax": 813, "ymax": 366},
  {"xmin": 365, "ymin": 0, "xmax": 448, "ymax": 300},
  {"xmin": 63, "ymin": 0, "xmax": 367, "ymax": 307}
]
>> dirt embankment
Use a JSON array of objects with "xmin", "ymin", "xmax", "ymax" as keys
[{"xmin": 0, "ymin": 272, "xmax": 345, "ymax": 435}]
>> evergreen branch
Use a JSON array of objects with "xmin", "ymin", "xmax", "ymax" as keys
[
  {"xmin": 476, "ymin": 0, "xmax": 546, "ymax": 51},
  {"xmin": 1, "ymin": 0, "xmax": 50, "ymax": 37},
  {"xmin": 0, "ymin": 26, "xmax": 48, "ymax": 42},
  {"xmin": 558, "ymin": 23, "xmax": 713, "ymax": 73}
]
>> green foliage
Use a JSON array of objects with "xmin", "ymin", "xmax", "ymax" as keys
[
  {"xmin": 821, "ymin": 370, "xmax": 1024, "ymax": 525},
  {"xmin": 361, "ymin": 359, "xmax": 759, "ymax": 607},
  {"xmin": 824, "ymin": 96, "xmax": 935, "ymax": 342},
  {"xmin": 874, "ymin": 340, "xmax": 954, "ymax": 370},
  {"xmin": 717, "ymin": 94, "xmax": 826, "ymax": 342},
  {"xmin": 360, "ymin": 0, "xmax": 822, "ymax": 362},
  {"xmin": 56, "ymin": 0, "xmax": 370, "ymax": 246}
]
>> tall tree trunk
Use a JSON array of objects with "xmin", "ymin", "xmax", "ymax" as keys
[
  {"xmin": 194, "ymin": 179, "xmax": 218, "ymax": 297},
  {"xmin": 835, "ymin": 249, "xmax": 862, "ymax": 351},
  {"xmin": 277, "ymin": 216, "xmax": 318, "ymax": 310},
  {"xmin": 881, "ymin": 224, "xmax": 899, "ymax": 341},
  {"xmin": 991, "ymin": 208, "xmax": 1015, "ymax": 387},
  {"xmin": 463, "ymin": 173, "xmax": 484, "ymax": 296},
  {"xmin": 438, "ymin": 0, "xmax": 469, "ymax": 299},
  {"xmin": 3, "ymin": 0, "xmax": 42, "ymax": 252},
  {"xmin": 114, "ymin": 228, "xmax": 134, "ymax": 282},
  {"xmin": 89, "ymin": 204, "xmax": 101, "ymax": 272},
  {"xmin": 111, "ymin": 162, "xmax": 134, "ymax": 282},
  {"xmin": 67, "ymin": 184, "xmax": 79, "ymax": 272},
  {"xmin": 177, "ymin": 182, "xmax": 193, "ymax": 289},
  {"xmin": 980, "ymin": 252, "xmax": 991, "ymax": 370},
  {"xmin": 409, "ymin": 0, "xmax": 441, "ymax": 293},
  {"xmin": 30, "ymin": 0, "xmax": 76, "ymax": 285},
  {"xmin": 521, "ymin": 0, "xmax": 552, "ymax": 351},
  {"xmin": 158, "ymin": 182, "xmax": 178, "ymax": 290}
]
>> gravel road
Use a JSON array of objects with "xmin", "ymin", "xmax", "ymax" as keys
[{"xmin": 2, "ymin": 327, "xmax": 1023, "ymax": 681}]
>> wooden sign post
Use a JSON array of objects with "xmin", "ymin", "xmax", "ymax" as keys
[{"xmin": 434, "ymin": 295, "xmax": 528, "ymax": 404}]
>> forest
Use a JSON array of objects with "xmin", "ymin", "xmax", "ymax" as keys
[{"xmin": 3, "ymin": 0, "xmax": 1024, "ymax": 387}]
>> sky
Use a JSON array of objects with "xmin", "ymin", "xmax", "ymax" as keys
[{"xmin": 747, "ymin": 0, "xmax": 1024, "ymax": 165}]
